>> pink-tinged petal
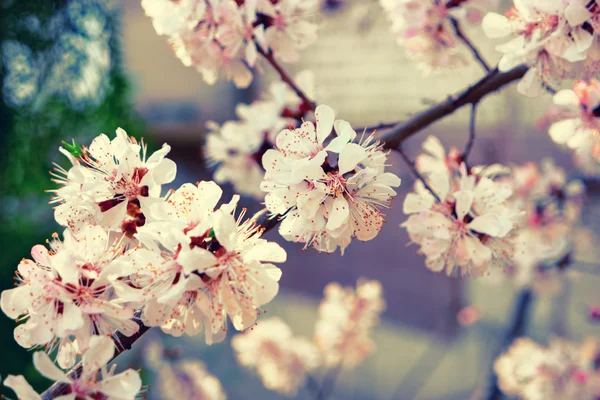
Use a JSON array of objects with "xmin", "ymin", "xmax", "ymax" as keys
[
  {"xmin": 326, "ymin": 197, "xmax": 350, "ymax": 231},
  {"xmin": 4, "ymin": 375, "xmax": 41, "ymax": 400},
  {"xmin": 82, "ymin": 336, "xmax": 114, "ymax": 374},
  {"xmin": 248, "ymin": 263, "xmax": 281, "ymax": 306},
  {"xmin": 338, "ymin": 143, "xmax": 367, "ymax": 175},
  {"xmin": 96, "ymin": 369, "xmax": 142, "ymax": 399},
  {"xmin": 429, "ymin": 172, "xmax": 450, "ymax": 200},
  {"xmin": 482, "ymin": 13, "xmax": 511, "ymax": 38},
  {"xmin": 243, "ymin": 242, "xmax": 287, "ymax": 263},
  {"xmin": 549, "ymin": 119, "xmax": 578, "ymax": 144},
  {"xmin": 454, "ymin": 190, "xmax": 474, "ymax": 220},
  {"xmin": 33, "ymin": 352, "xmax": 71, "ymax": 383},
  {"xmin": 468, "ymin": 214, "xmax": 502, "ymax": 236},
  {"xmin": 315, "ymin": 105, "xmax": 335, "ymax": 145},
  {"xmin": 99, "ymin": 200, "xmax": 128, "ymax": 230}
]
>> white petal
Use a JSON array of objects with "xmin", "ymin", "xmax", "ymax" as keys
[
  {"xmin": 315, "ymin": 104, "xmax": 335, "ymax": 144},
  {"xmin": 338, "ymin": 143, "xmax": 367, "ymax": 175},
  {"xmin": 482, "ymin": 13, "xmax": 512, "ymax": 38},
  {"xmin": 549, "ymin": 119, "xmax": 578, "ymax": 144},
  {"xmin": 82, "ymin": 336, "xmax": 114, "ymax": 374},
  {"xmin": 96, "ymin": 369, "xmax": 142, "ymax": 399},
  {"xmin": 4, "ymin": 375, "xmax": 41, "ymax": 400},
  {"xmin": 151, "ymin": 158, "xmax": 177, "ymax": 185},
  {"xmin": 213, "ymin": 211, "xmax": 238, "ymax": 250},
  {"xmin": 454, "ymin": 190, "xmax": 474, "ymax": 220},
  {"xmin": 553, "ymin": 90, "xmax": 579, "ymax": 106},
  {"xmin": 326, "ymin": 196, "xmax": 350, "ymax": 231},
  {"xmin": 243, "ymin": 242, "xmax": 287, "ymax": 263},
  {"xmin": 403, "ymin": 192, "xmax": 434, "ymax": 214},
  {"xmin": 33, "ymin": 352, "xmax": 71, "ymax": 383},
  {"xmin": 468, "ymin": 214, "xmax": 502, "ymax": 236},
  {"xmin": 565, "ymin": 1, "xmax": 591, "ymax": 26}
]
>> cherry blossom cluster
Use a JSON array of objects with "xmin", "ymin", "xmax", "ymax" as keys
[
  {"xmin": 494, "ymin": 159, "xmax": 594, "ymax": 293},
  {"xmin": 483, "ymin": 0, "xmax": 600, "ymax": 96},
  {"xmin": 141, "ymin": 0, "xmax": 319, "ymax": 88},
  {"xmin": 260, "ymin": 104, "xmax": 401, "ymax": 254},
  {"xmin": 205, "ymin": 71, "xmax": 315, "ymax": 198},
  {"xmin": 402, "ymin": 136, "xmax": 522, "ymax": 277},
  {"xmin": 314, "ymin": 279, "xmax": 385, "ymax": 369},
  {"xmin": 544, "ymin": 80, "xmax": 600, "ymax": 173},
  {"xmin": 231, "ymin": 279, "xmax": 384, "ymax": 395},
  {"xmin": 232, "ymin": 317, "xmax": 320, "ymax": 395},
  {"xmin": 145, "ymin": 340, "xmax": 227, "ymax": 399},
  {"xmin": 380, "ymin": 0, "xmax": 498, "ymax": 71},
  {"xmin": 495, "ymin": 337, "xmax": 600, "ymax": 400},
  {"xmin": 1, "ymin": 129, "xmax": 287, "ymax": 388},
  {"xmin": 4, "ymin": 336, "xmax": 142, "ymax": 400}
]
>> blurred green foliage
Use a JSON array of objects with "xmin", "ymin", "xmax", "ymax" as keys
[{"xmin": 0, "ymin": 0, "xmax": 144, "ymax": 392}]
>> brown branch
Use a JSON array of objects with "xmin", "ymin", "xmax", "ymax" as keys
[
  {"xmin": 256, "ymin": 46, "xmax": 317, "ymax": 111},
  {"xmin": 397, "ymin": 146, "xmax": 442, "ymax": 202},
  {"xmin": 41, "ymin": 64, "xmax": 528, "ymax": 399},
  {"xmin": 378, "ymin": 65, "xmax": 528, "ymax": 149},
  {"xmin": 354, "ymin": 121, "xmax": 398, "ymax": 133},
  {"xmin": 449, "ymin": 17, "xmax": 491, "ymax": 73},
  {"xmin": 41, "ymin": 319, "xmax": 150, "ymax": 399}
]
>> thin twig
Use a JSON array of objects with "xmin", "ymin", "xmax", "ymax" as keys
[
  {"xmin": 256, "ymin": 45, "xmax": 316, "ymax": 111},
  {"xmin": 305, "ymin": 373, "xmax": 322, "ymax": 397},
  {"xmin": 449, "ymin": 17, "xmax": 491, "ymax": 73},
  {"xmin": 397, "ymin": 145, "xmax": 441, "ymax": 202},
  {"xmin": 354, "ymin": 121, "xmax": 399, "ymax": 133},
  {"xmin": 40, "ymin": 64, "xmax": 528, "ymax": 400},
  {"xmin": 463, "ymin": 103, "xmax": 478, "ymax": 164}
]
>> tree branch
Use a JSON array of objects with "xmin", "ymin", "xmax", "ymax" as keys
[
  {"xmin": 449, "ymin": 17, "xmax": 491, "ymax": 73},
  {"xmin": 397, "ymin": 145, "xmax": 442, "ymax": 202},
  {"xmin": 40, "ymin": 64, "xmax": 528, "ymax": 399},
  {"xmin": 256, "ymin": 45, "xmax": 317, "ymax": 111},
  {"xmin": 378, "ymin": 65, "xmax": 528, "ymax": 149}
]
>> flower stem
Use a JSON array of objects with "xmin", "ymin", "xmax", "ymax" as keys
[{"xmin": 449, "ymin": 17, "xmax": 491, "ymax": 73}]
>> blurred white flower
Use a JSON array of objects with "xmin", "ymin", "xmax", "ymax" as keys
[
  {"xmin": 380, "ymin": 0, "xmax": 499, "ymax": 72},
  {"xmin": 482, "ymin": 0, "xmax": 600, "ymax": 96},
  {"xmin": 314, "ymin": 279, "xmax": 385, "ymax": 369},
  {"xmin": 495, "ymin": 337, "xmax": 600, "ymax": 400},
  {"xmin": 158, "ymin": 360, "xmax": 227, "ymax": 400},
  {"xmin": 4, "ymin": 335, "xmax": 142, "ymax": 400},
  {"xmin": 142, "ymin": 0, "xmax": 319, "ymax": 87},
  {"xmin": 232, "ymin": 317, "xmax": 319, "ymax": 395}
]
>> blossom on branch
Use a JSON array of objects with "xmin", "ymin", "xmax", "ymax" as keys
[
  {"xmin": 120, "ymin": 181, "xmax": 286, "ymax": 344},
  {"xmin": 232, "ymin": 317, "xmax": 319, "ymax": 395},
  {"xmin": 482, "ymin": 0, "xmax": 600, "ymax": 96},
  {"xmin": 402, "ymin": 137, "xmax": 522, "ymax": 277},
  {"xmin": 204, "ymin": 71, "xmax": 315, "ymax": 199},
  {"xmin": 488, "ymin": 159, "xmax": 594, "ymax": 294},
  {"xmin": 50, "ymin": 128, "xmax": 176, "ymax": 244},
  {"xmin": 314, "ymin": 279, "xmax": 385, "ymax": 369},
  {"xmin": 546, "ymin": 80, "xmax": 600, "ymax": 170},
  {"xmin": 380, "ymin": 0, "xmax": 498, "ymax": 72},
  {"xmin": 141, "ymin": 0, "xmax": 319, "ymax": 88},
  {"xmin": 495, "ymin": 337, "xmax": 600, "ymax": 400},
  {"xmin": 0, "ymin": 226, "xmax": 138, "ymax": 368},
  {"xmin": 3, "ymin": 335, "xmax": 142, "ymax": 400},
  {"xmin": 260, "ymin": 104, "xmax": 401, "ymax": 254}
]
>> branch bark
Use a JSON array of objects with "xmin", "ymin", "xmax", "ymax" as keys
[{"xmin": 40, "ymin": 64, "xmax": 528, "ymax": 399}]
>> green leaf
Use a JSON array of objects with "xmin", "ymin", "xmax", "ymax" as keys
[{"xmin": 61, "ymin": 139, "xmax": 83, "ymax": 158}]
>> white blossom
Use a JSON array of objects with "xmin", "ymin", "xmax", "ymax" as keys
[{"xmin": 3, "ymin": 335, "xmax": 142, "ymax": 400}]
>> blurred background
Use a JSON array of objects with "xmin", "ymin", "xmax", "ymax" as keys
[{"xmin": 1, "ymin": 0, "xmax": 599, "ymax": 399}]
